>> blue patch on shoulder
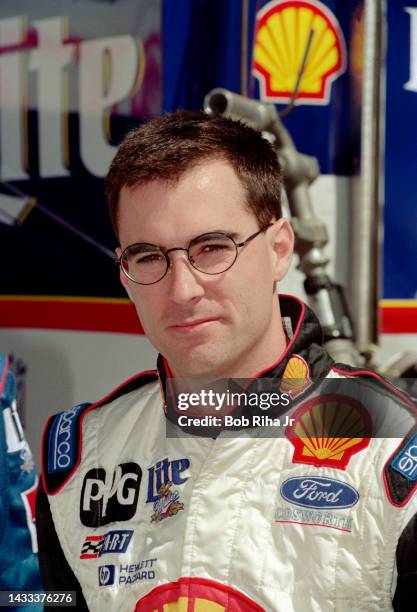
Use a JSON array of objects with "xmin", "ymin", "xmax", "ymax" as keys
[
  {"xmin": 47, "ymin": 403, "xmax": 88, "ymax": 473},
  {"xmin": 391, "ymin": 434, "xmax": 417, "ymax": 482}
]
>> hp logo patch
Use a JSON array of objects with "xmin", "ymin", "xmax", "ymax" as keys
[
  {"xmin": 391, "ymin": 434, "xmax": 417, "ymax": 481},
  {"xmin": 98, "ymin": 565, "xmax": 115, "ymax": 587},
  {"xmin": 80, "ymin": 463, "xmax": 142, "ymax": 527}
]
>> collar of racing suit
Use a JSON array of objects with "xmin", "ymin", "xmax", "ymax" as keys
[{"xmin": 157, "ymin": 294, "xmax": 335, "ymax": 431}]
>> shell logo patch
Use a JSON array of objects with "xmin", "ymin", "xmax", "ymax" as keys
[
  {"xmin": 135, "ymin": 576, "xmax": 264, "ymax": 611},
  {"xmin": 281, "ymin": 354, "xmax": 312, "ymax": 398},
  {"xmin": 252, "ymin": 0, "xmax": 346, "ymax": 104},
  {"xmin": 286, "ymin": 394, "xmax": 371, "ymax": 469}
]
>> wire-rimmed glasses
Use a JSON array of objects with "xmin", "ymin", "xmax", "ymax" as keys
[{"xmin": 117, "ymin": 223, "xmax": 274, "ymax": 285}]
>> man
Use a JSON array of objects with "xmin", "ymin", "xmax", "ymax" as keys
[{"xmin": 36, "ymin": 111, "xmax": 417, "ymax": 611}]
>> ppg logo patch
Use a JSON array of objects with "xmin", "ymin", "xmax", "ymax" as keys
[
  {"xmin": 47, "ymin": 404, "xmax": 88, "ymax": 473},
  {"xmin": 80, "ymin": 463, "xmax": 142, "ymax": 527},
  {"xmin": 98, "ymin": 565, "xmax": 115, "ymax": 587},
  {"xmin": 391, "ymin": 434, "xmax": 417, "ymax": 481}
]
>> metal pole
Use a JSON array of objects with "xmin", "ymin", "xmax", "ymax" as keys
[{"xmin": 350, "ymin": 0, "xmax": 383, "ymax": 359}]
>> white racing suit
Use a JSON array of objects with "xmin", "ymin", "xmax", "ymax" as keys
[{"xmin": 36, "ymin": 296, "xmax": 417, "ymax": 611}]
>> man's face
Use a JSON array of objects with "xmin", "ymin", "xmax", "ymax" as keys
[{"xmin": 117, "ymin": 159, "xmax": 293, "ymax": 379}]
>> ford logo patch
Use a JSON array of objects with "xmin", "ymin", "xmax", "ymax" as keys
[{"xmin": 280, "ymin": 476, "xmax": 359, "ymax": 509}]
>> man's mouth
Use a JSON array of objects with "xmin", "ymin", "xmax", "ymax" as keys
[{"xmin": 169, "ymin": 318, "xmax": 221, "ymax": 332}]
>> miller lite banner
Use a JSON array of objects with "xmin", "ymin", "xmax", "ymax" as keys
[{"xmin": 0, "ymin": 0, "xmax": 161, "ymax": 333}]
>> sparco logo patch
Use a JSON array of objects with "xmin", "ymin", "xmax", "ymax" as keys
[
  {"xmin": 281, "ymin": 476, "xmax": 359, "ymax": 509},
  {"xmin": 47, "ymin": 404, "xmax": 87, "ymax": 473},
  {"xmin": 80, "ymin": 463, "xmax": 141, "ymax": 527},
  {"xmin": 391, "ymin": 434, "xmax": 417, "ymax": 481}
]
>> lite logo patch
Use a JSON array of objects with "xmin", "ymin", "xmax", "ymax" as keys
[
  {"xmin": 146, "ymin": 457, "xmax": 189, "ymax": 502},
  {"xmin": 146, "ymin": 457, "xmax": 189, "ymax": 523},
  {"xmin": 80, "ymin": 462, "xmax": 141, "ymax": 527}
]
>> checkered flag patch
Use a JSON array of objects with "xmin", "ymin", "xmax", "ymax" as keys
[{"xmin": 80, "ymin": 535, "xmax": 104, "ymax": 559}]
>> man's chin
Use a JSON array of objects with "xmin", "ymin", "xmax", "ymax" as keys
[{"xmin": 166, "ymin": 346, "xmax": 230, "ymax": 380}]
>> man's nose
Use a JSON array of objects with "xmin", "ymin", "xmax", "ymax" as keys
[{"xmin": 166, "ymin": 253, "xmax": 205, "ymax": 304}]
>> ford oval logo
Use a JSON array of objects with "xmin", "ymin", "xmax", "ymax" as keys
[{"xmin": 280, "ymin": 476, "xmax": 359, "ymax": 509}]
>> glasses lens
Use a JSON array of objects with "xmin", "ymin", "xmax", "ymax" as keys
[
  {"xmin": 189, "ymin": 234, "xmax": 237, "ymax": 274},
  {"xmin": 122, "ymin": 244, "xmax": 167, "ymax": 284}
]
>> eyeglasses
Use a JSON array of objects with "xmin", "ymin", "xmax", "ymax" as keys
[{"xmin": 117, "ymin": 223, "xmax": 274, "ymax": 285}]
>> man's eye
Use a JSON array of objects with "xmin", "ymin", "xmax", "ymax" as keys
[
  {"xmin": 199, "ymin": 243, "xmax": 229, "ymax": 253},
  {"xmin": 135, "ymin": 253, "xmax": 164, "ymax": 265}
]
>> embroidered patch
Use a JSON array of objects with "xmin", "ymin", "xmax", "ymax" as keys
[
  {"xmin": 274, "ymin": 506, "xmax": 353, "ymax": 532},
  {"xmin": 47, "ymin": 403, "xmax": 88, "ymax": 473},
  {"xmin": 80, "ymin": 529, "xmax": 133, "ymax": 559},
  {"xmin": 391, "ymin": 433, "xmax": 417, "ymax": 481},
  {"xmin": 286, "ymin": 394, "xmax": 371, "ymax": 469},
  {"xmin": 80, "ymin": 463, "xmax": 142, "ymax": 527},
  {"xmin": 280, "ymin": 476, "xmax": 359, "ymax": 510},
  {"xmin": 150, "ymin": 481, "xmax": 184, "ymax": 523},
  {"xmin": 280, "ymin": 355, "xmax": 312, "ymax": 398},
  {"xmin": 146, "ymin": 457, "xmax": 190, "ymax": 501},
  {"xmin": 385, "ymin": 428, "xmax": 417, "ymax": 507},
  {"xmin": 118, "ymin": 558, "xmax": 157, "ymax": 586},
  {"xmin": 135, "ymin": 577, "xmax": 264, "ymax": 611},
  {"xmin": 98, "ymin": 565, "xmax": 115, "ymax": 587},
  {"xmin": 146, "ymin": 457, "xmax": 189, "ymax": 523},
  {"xmin": 80, "ymin": 535, "xmax": 104, "ymax": 559},
  {"xmin": 99, "ymin": 558, "xmax": 158, "ymax": 587}
]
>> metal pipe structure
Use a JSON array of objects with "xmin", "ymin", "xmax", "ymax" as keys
[
  {"xmin": 349, "ymin": 0, "xmax": 383, "ymax": 360},
  {"xmin": 204, "ymin": 88, "xmax": 362, "ymax": 365}
]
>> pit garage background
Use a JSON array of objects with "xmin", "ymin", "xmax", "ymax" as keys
[{"xmin": 0, "ymin": 0, "xmax": 416, "ymax": 469}]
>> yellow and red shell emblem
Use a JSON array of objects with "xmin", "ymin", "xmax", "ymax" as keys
[
  {"xmin": 286, "ymin": 394, "xmax": 371, "ymax": 469},
  {"xmin": 281, "ymin": 354, "xmax": 311, "ymax": 398},
  {"xmin": 252, "ymin": 0, "xmax": 346, "ymax": 104},
  {"xmin": 135, "ymin": 576, "xmax": 264, "ymax": 611}
]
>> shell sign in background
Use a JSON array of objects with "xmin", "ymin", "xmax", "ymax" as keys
[{"xmin": 253, "ymin": 0, "xmax": 346, "ymax": 104}]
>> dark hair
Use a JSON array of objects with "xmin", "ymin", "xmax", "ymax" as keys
[{"xmin": 105, "ymin": 110, "xmax": 282, "ymax": 236}]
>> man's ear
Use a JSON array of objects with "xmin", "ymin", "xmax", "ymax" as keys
[
  {"xmin": 115, "ymin": 247, "xmax": 134, "ymax": 301},
  {"xmin": 269, "ymin": 218, "xmax": 294, "ymax": 282}
]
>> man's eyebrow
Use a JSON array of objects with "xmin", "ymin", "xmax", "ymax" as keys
[
  {"xmin": 203, "ymin": 229, "xmax": 241, "ymax": 240},
  {"xmin": 132, "ymin": 229, "xmax": 242, "ymax": 250}
]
